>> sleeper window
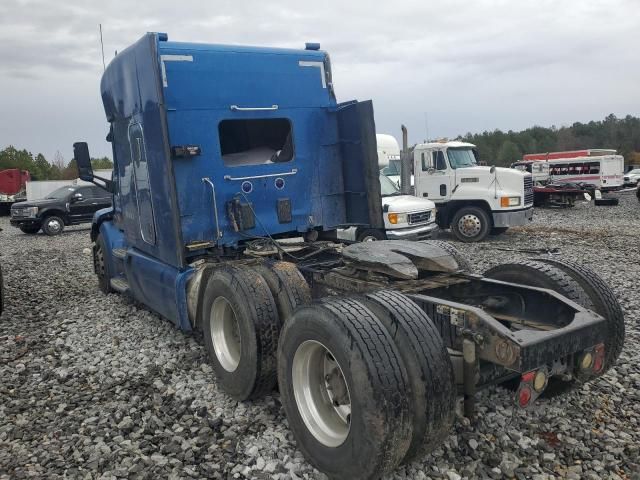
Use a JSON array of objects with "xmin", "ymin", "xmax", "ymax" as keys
[{"xmin": 219, "ymin": 118, "xmax": 294, "ymax": 167}]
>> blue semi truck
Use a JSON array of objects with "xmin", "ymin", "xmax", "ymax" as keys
[{"xmin": 74, "ymin": 33, "xmax": 623, "ymax": 480}]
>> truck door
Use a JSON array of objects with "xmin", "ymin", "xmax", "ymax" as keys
[{"xmin": 414, "ymin": 149, "xmax": 452, "ymax": 203}]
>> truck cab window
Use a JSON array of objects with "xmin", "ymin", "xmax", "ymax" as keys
[
  {"xmin": 447, "ymin": 148, "xmax": 477, "ymax": 170},
  {"xmin": 421, "ymin": 152, "xmax": 434, "ymax": 171},
  {"xmin": 431, "ymin": 151, "xmax": 447, "ymax": 170},
  {"xmin": 219, "ymin": 118, "xmax": 294, "ymax": 167}
]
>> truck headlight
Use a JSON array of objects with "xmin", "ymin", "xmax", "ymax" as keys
[
  {"xmin": 388, "ymin": 212, "xmax": 408, "ymax": 224},
  {"xmin": 430, "ymin": 208, "xmax": 437, "ymax": 221},
  {"xmin": 500, "ymin": 196, "xmax": 521, "ymax": 207}
]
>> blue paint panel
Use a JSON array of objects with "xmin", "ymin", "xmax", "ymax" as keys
[{"xmin": 101, "ymin": 33, "xmax": 184, "ymax": 268}]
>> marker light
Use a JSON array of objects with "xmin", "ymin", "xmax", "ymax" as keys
[
  {"xmin": 387, "ymin": 212, "xmax": 407, "ymax": 224},
  {"xmin": 500, "ymin": 196, "xmax": 521, "ymax": 207},
  {"xmin": 579, "ymin": 352, "xmax": 594, "ymax": 371},
  {"xmin": 533, "ymin": 370, "xmax": 547, "ymax": 392}
]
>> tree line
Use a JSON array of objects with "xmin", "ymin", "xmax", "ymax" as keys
[
  {"xmin": 457, "ymin": 114, "xmax": 640, "ymax": 167},
  {"xmin": 0, "ymin": 146, "xmax": 113, "ymax": 181}
]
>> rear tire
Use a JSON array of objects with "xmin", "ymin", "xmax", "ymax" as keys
[
  {"xmin": 201, "ymin": 265, "xmax": 280, "ymax": 401},
  {"xmin": 42, "ymin": 215, "xmax": 64, "ymax": 236},
  {"xmin": 450, "ymin": 207, "xmax": 490, "ymax": 243},
  {"xmin": 534, "ymin": 258, "xmax": 624, "ymax": 373},
  {"xmin": 278, "ymin": 297, "xmax": 413, "ymax": 479},
  {"xmin": 360, "ymin": 290, "xmax": 455, "ymax": 462},
  {"xmin": 19, "ymin": 225, "xmax": 40, "ymax": 234},
  {"xmin": 253, "ymin": 261, "xmax": 311, "ymax": 323}
]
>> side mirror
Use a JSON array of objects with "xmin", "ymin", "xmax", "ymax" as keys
[
  {"xmin": 70, "ymin": 192, "xmax": 84, "ymax": 203},
  {"xmin": 74, "ymin": 142, "xmax": 94, "ymax": 182}
]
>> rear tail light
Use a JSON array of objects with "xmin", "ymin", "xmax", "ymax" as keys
[
  {"xmin": 518, "ymin": 385, "xmax": 532, "ymax": 407},
  {"xmin": 516, "ymin": 368, "xmax": 547, "ymax": 408},
  {"xmin": 593, "ymin": 344, "xmax": 605, "ymax": 374}
]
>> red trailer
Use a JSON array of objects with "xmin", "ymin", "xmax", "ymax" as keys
[{"xmin": 0, "ymin": 169, "xmax": 31, "ymax": 215}]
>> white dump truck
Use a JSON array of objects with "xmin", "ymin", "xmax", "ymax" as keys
[{"xmin": 410, "ymin": 141, "xmax": 533, "ymax": 242}]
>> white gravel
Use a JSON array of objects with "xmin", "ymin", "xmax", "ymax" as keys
[{"xmin": 1, "ymin": 192, "xmax": 639, "ymax": 479}]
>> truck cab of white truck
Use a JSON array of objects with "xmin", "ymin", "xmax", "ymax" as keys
[{"xmin": 412, "ymin": 141, "xmax": 533, "ymax": 242}]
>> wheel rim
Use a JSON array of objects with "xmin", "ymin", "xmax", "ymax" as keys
[
  {"xmin": 95, "ymin": 245, "xmax": 106, "ymax": 278},
  {"xmin": 457, "ymin": 214, "xmax": 482, "ymax": 238},
  {"xmin": 292, "ymin": 340, "xmax": 351, "ymax": 447},
  {"xmin": 46, "ymin": 218, "xmax": 62, "ymax": 234},
  {"xmin": 360, "ymin": 235, "xmax": 378, "ymax": 242},
  {"xmin": 210, "ymin": 297, "xmax": 242, "ymax": 372}
]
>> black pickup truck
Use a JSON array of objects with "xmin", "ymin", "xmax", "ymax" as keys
[{"xmin": 10, "ymin": 185, "xmax": 111, "ymax": 236}]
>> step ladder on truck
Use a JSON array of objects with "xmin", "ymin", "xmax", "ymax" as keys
[{"xmin": 74, "ymin": 32, "xmax": 624, "ymax": 480}]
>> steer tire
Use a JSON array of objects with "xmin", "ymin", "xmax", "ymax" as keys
[
  {"xmin": 201, "ymin": 265, "xmax": 280, "ymax": 401},
  {"xmin": 42, "ymin": 215, "xmax": 65, "ymax": 236},
  {"xmin": 534, "ymin": 258, "xmax": 625, "ymax": 374},
  {"xmin": 450, "ymin": 206, "xmax": 491, "ymax": 243},
  {"xmin": 278, "ymin": 297, "xmax": 413, "ymax": 479},
  {"xmin": 19, "ymin": 225, "xmax": 40, "ymax": 234},
  {"xmin": 253, "ymin": 261, "xmax": 311, "ymax": 323},
  {"xmin": 94, "ymin": 235, "xmax": 114, "ymax": 294},
  {"xmin": 484, "ymin": 260, "xmax": 594, "ymax": 396},
  {"xmin": 360, "ymin": 290, "xmax": 455, "ymax": 463},
  {"xmin": 420, "ymin": 240, "xmax": 473, "ymax": 272}
]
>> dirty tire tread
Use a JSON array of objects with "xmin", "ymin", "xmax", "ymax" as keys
[
  {"xmin": 278, "ymin": 296, "xmax": 413, "ymax": 479},
  {"xmin": 361, "ymin": 290, "xmax": 455, "ymax": 462},
  {"xmin": 254, "ymin": 261, "xmax": 311, "ymax": 323},
  {"xmin": 484, "ymin": 260, "xmax": 594, "ymax": 310},
  {"xmin": 203, "ymin": 265, "xmax": 280, "ymax": 400},
  {"xmin": 420, "ymin": 240, "xmax": 473, "ymax": 272},
  {"xmin": 534, "ymin": 257, "xmax": 625, "ymax": 372}
]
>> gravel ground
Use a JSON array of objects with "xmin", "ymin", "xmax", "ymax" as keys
[{"xmin": 1, "ymin": 192, "xmax": 639, "ymax": 480}]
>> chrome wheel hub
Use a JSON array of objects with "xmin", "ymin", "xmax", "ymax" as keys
[
  {"xmin": 210, "ymin": 297, "xmax": 241, "ymax": 372},
  {"xmin": 292, "ymin": 340, "xmax": 351, "ymax": 447},
  {"xmin": 47, "ymin": 219, "xmax": 62, "ymax": 233},
  {"xmin": 458, "ymin": 214, "xmax": 482, "ymax": 237}
]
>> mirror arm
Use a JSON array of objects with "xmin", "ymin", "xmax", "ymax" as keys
[{"xmin": 89, "ymin": 174, "xmax": 114, "ymax": 193}]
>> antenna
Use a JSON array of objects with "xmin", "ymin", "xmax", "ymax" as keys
[{"xmin": 99, "ymin": 24, "xmax": 106, "ymax": 71}]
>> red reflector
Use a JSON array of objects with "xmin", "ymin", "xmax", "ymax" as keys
[
  {"xmin": 521, "ymin": 371, "xmax": 536, "ymax": 383},
  {"xmin": 593, "ymin": 355, "xmax": 604, "ymax": 373},
  {"xmin": 518, "ymin": 386, "xmax": 532, "ymax": 407}
]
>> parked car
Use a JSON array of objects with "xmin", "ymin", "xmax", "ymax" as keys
[
  {"xmin": 339, "ymin": 174, "xmax": 438, "ymax": 241},
  {"xmin": 623, "ymin": 168, "xmax": 640, "ymax": 187},
  {"xmin": 10, "ymin": 185, "xmax": 112, "ymax": 236}
]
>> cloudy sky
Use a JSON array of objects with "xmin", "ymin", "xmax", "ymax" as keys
[{"xmin": 1, "ymin": 0, "xmax": 638, "ymax": 162}]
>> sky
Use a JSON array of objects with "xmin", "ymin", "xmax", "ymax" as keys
[{"xmin": 0, "ymin": 0, "xmax": 638, "ymax": 162}]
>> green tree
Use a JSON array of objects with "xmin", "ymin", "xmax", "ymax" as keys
[
  {"xmin": 91, "ymin": 156, "xmax": 114, "ymax": 169},
  {"xmin": 497, "ymin": 140, "xmax": 521, "ymax": 166}
]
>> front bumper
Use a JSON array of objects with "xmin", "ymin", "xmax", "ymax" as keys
[
  {"xmin": 386, "ymin": 222, "xmax": 438, "ymax": 240},
  {"xmin": 492, "ymin": 206, "xmax": 533, "ymax": 228},
  {"xmin": 10, "ymin": 218, "xmax": 40, "ymax": 228}
]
